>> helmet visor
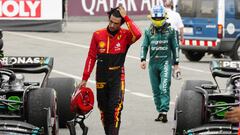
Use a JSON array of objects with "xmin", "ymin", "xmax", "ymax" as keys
[{"xmin": 151, "ymin": 17, "xmax": 166, "ymax": 27}]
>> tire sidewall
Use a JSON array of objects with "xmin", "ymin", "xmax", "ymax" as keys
[
  {"xmin": 230, "ymin": 40, "xmax": 240, "ymax": 60},
  {"xmin": 46, "ymin": 77, "xmax": 76, "ymax": 128},
  {"xmin": 26, "ymin": 88, "xmax": 57, "ymax": 135}
]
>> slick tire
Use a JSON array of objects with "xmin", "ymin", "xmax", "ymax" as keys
[
  {"xmin": 26, "ymin": 88, "xmax": 58, "ymax": 135},
  {"xmin": 47, "ymin": 77, "xmax": 76, "ymax": 128}
]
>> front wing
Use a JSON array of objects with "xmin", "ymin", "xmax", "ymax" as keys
[
  {"xmin": 0, "ymin": 120, "xmax": 43, "ymax": 134},
  {"xmin": 185, "ymin": 124, "xmax": 238, "ymax": 135}
]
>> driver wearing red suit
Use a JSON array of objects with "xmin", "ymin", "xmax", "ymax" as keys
[{"xmin": 78, "ymin": 6, "xmax": 141, "ymax": 135}]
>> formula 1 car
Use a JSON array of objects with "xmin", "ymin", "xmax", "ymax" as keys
[
  {"xmin": 0, "ymin": 56, "xmax": 76, "ymax": 134},
  {"xmin": 174, "ymin": 60, "xmax": 240, "ymax": 135}
]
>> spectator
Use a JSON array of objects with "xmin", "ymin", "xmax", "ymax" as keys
[
  {"xmin": 164, "ymin": 0, "xmax": 184, "ymax": 44},
  {"xmin": 225, "ymin": 107, "xmax": 240, "ymax": 123}
]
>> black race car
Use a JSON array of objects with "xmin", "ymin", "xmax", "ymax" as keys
[
  {"xmin": 174, "ymin": 60, "xmax": 240, "ymax": 135},
  {"xmin": 0, "ymin": 56, "xmax": 76, "ymax": 135}
]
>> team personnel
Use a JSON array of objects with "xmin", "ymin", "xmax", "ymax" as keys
[
  {"xmin": 225, "ymin": 107, "xmax": 240, "ymax": 123},
  {"xmin": 140, "ymin": 5, "xmax": 180, "ymax": 123},
  {"xmin": 164, "ymin": 0, "xmax": 184, "ymax": 43},
  {"xmin": 78, "ymin": 6, "xmax": 141, "ymax": 135},
  {"xmin": 225, "ymin": 107, "xmax": 240, "ymax": 134}
]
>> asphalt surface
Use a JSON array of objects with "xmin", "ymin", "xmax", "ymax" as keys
[{"xmin": 2, "ymin": 20, "xmax": 230, "ymax": 135}]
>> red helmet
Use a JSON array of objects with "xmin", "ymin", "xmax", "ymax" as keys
[{"xmin": 70, "ymin": 86, "xmax": 94, "ymax": 115}]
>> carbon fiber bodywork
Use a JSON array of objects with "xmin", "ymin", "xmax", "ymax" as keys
[
  {"xmin": 174, "ymin": 60, "xmax": 240, "ymax": 134},
  {"xmin": 186, "ymin": 124, "xmax": 238, "ymax": 135},
  {"xmin": 0, "ymin": 120, "xmax": 43, "ymax": 134},
  {"xmin": 0, "ymin": 56, "xmax": 57, "ymax": 134}
]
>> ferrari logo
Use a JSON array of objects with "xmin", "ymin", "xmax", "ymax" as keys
[{"xmin": 117, "ymin": 35, "xmax": 122, "ymax": 40}]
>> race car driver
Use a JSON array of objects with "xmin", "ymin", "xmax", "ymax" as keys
[
  {"xmin": 140, "ymin": 5, "xmax": 180, "ymax": 123},
  {"xmin": 78, "ymin": 6, "xmax": 141, "ymax": 135}
]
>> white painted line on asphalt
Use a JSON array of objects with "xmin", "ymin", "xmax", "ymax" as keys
[
  {"xmin": 131, "ymin": 92, "xmax": 152, "ymax": 98},
  {"xmin": 125, "ymin": 54, "xmax": 210, "ymax": 74},
  {"xmin": 53, "ymin": 69, "xmax": 132, "ymax": 92},
  {"xmin": 53, "ymin": 69, "xmax": 147, "ymax": 97},
  {"xmin": 52, "ymin": 69, "xmax": 175, "ymax": 105},
  {"xmin": 7, "ymin": 32, "xmax": 210, "ymax": 74},
  {"xmin": 5, "ymin": 32, "xmax": 89, "ymax": 49},
  {"xmin": 8, "ymin": 32, "xmax": 207, "ymax": 105},
  {"xmin": 181, "ymin": 66, "xmax": 210, "ymax": 73}
]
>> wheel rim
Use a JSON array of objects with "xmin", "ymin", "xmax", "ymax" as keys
[
  {"xmin": 51, "ymin": 92, "xmax": 58, "ymax": 135},
  {"xmin": 237, "ymin": 45, "xmax": 240, "ymax": 59},
  {"xmin": 47, "ymin": 108, "xmax": 51, "ymax": 135}
]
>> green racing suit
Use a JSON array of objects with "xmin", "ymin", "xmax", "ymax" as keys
[{"xmin": 140, "ymin": 24, "xmax": 179, "ymax": 112}]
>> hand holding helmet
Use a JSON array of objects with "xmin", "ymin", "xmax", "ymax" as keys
[
  {"xmin": 78, "ymin": 80, "xmax": 87, "ymax": 88},
  {"xmin": 70, "ymin": 86, "xmax": 94, "ymax": 115},
  {"xmin": 68, "ymin": 86, "xmax": 94, "ymax": 135}
]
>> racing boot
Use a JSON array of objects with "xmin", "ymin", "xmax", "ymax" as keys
[
  {"xmin": 161, "ymin": 113, "xmax": 168, "ymax": 123},
  {"xmin": 154, "ymin": 113, "xmax": 162, "ymax": 122},
  {"xmin": 155, "ymin": 112, "xmax": 168, "ymax": 123}
]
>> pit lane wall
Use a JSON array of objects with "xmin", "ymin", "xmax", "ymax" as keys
[
  {"xmin": 0, "ymin": 0, "xmax": 62, "ymax": 32},
  {"xmin": 67, "ymin": 0, "xmax": 163, "ymax": 21}
]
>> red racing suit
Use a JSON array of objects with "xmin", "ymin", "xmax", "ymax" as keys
[{"xmin": 82, "ymin": 16, "xmax": 141, "ymax": 135}]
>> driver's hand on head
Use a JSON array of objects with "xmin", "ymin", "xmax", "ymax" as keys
[
  {"xmin": 118, "ymin": 5, "xmax": 126, "ymax": 18},
  {"xmin": 224, "ymin": 107, "xmax": 240, "ymax": 123}
]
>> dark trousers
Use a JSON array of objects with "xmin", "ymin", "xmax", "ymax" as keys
[{"xmin": 96, "ymin": 67, "xmax": 125, "ymax": 135}]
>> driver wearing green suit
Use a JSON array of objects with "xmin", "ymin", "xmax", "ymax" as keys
[{"xmin": 140, "ymin": 5, "xmax": 180, "ymax": 123}]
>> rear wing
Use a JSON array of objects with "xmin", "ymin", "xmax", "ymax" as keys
[
  {"xmin": 210, "ymin": 60, "xmax": 240, "ymax": 78},
  {"xmin": 0, "ymin": 56, "xmax": 53, "ymax": 73},
  {"xmin": 0, "ymin": 56, "xmax": 54, "ymax": 86}
]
